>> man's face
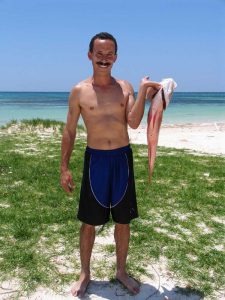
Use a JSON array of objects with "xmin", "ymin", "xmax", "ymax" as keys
[{"xmin": 88, "ymin": 38, "xmax": 117, "ymax": 72}]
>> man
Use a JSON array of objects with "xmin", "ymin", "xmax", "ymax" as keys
[{"xmin": 60, "ymin": 32, "xmax": 161, "ymax": 298}]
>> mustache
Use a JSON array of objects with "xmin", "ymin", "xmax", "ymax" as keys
[{"xmin": 96, "ymin": 61, "xmax": 111, "ymax": 67}]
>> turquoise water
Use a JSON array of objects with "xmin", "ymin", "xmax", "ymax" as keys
[{"xmin": 0, "ymin": 92, "xmax": 225, "ymax": 126}]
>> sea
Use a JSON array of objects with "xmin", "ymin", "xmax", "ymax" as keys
[{"xmin": 0, "ymin": 92, "xmax": 225, "ymax": 127}]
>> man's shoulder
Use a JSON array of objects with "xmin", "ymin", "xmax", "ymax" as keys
[
  {"xmin": 116, "ymin": 79, "xmax": 134, "ymax": 93},
  {"xmin": 70, "ymin": 78, "xmax": 92, "ymax": 93}
]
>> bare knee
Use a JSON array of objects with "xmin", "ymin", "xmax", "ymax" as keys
[
  {"xmin": 81, "ymin": 223, "xmax": 95, "ymax": 233},
  {"xmin": 115, "ymin": 223, "xmax": 129, "ymax": 230},
  {"xmin": 115, "ymin": 223, "xmax": 130, "ymax": 237}
]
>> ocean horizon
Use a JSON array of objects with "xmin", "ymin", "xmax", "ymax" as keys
[{"xmin": 0, "ymin": 91, "xmax": 225, "ymax": 127}]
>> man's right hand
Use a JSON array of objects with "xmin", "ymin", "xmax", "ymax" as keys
[{"xmin": 60, "ymin": 170, "xmax": 75, "ymax": 193}]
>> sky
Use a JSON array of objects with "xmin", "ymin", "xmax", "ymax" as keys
[{"xmin": 0, "ymin": 0, "xmax": 225, "ymax": 92}]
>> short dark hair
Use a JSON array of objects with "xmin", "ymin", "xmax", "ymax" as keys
[{"xmin": 89, "ymin": 32, "xmax": 118, "ymax": 55}]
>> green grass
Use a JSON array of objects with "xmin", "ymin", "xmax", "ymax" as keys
[{"xmin": 0, "ymin": 119, "xmax": 225, "ymax": 298}]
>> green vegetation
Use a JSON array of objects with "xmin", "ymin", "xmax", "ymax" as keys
[{"xmin": 0, "ymin": 119, "xmax": 224, "ymax": 299}]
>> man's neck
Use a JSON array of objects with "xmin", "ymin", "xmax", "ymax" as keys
[{"xmin": 92, "ymin": 73, "xmax": 114, "ymax": 87}]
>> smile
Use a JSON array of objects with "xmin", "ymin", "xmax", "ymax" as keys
[{"xmin": 96, "ymin": 62, "xmax": 111, "ymax": 68}]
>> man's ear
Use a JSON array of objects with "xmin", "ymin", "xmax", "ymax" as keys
[
  {"xmin": 113, "ymin": 54, "xmax": 117, "ymax": 63},
  {"xmin": 88, "ymin": 51, "xmax": 92, "ymax": 60}
]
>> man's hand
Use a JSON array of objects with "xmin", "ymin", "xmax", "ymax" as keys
[
  {"xmin": 60, "ymin": 170, "xmax": 75, "ymax": 193},
  {"xmin": 140, "ymin": 76, "xmax": 161, "ymax": 90},
  {"xmin": 140, "ymin": 76, "xmax": 161, "ymax": 100}
]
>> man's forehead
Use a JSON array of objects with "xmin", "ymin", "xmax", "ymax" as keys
[{"xmin": 93, "ymin": 39, "xmax": 115, "ymax": 52}]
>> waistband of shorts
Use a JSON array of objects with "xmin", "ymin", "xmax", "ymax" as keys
[{"xmin": 86, "ymin": 145, "xmax": 131, "ymax": 156}]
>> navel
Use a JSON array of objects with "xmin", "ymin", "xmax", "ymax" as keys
[
  {"xmin": 108, "ymin": 140, "xmax": 111, "ymax": 145},
  {"xmin": 90, "ymin": 106, "xmax": 94, "ymax": 110}
]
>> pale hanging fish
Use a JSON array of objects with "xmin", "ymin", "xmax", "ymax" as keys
[{"xmin": 147, "ymin": 78, "xmax": 177, "ymax": 183}]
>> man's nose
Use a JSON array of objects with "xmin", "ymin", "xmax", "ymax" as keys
[{"xmin": 101, "ymin": 54, "xmax": 110, "ymax": 61}]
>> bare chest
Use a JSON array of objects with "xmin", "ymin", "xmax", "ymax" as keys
[{"xmin": 80, "ymin": 87, "xmax": 129, "ymax": 117}]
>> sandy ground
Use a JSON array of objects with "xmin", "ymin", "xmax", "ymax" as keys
[
  {"xmin": 1, "ymin": 225, "xmax": 224, "ymax": 299},
  {"xmin": 1, "ymin": 122, "xmax": 225, "ymax": 299},
  {"xmin": 0, "ymin": 228, "xmax": 207, "ymax": 300},
  {"xmin": 129, "ymin": 122, "xmax": 225, "ymax": 156}
]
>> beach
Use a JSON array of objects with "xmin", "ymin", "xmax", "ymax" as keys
[
  {"xmin": 4, "ymin": 121, "xmax": 225, "ymax": 156},
  {"xmin": 129, "ymin": 122, "xmax": 225, "ymax": 156},
  {"xmin": 1, "ymin": 91, "xmax": 225, "ymax": 157}
]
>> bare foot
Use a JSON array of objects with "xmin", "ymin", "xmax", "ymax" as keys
[
  {"xmin": 116, "ymin": 272, "xmax": 140, "ymax": 295},
  {"xmin": 71, "ymin": 273, "xmax": 90, "ymax": 298}
]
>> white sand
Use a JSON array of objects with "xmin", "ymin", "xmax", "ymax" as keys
[
  {"xmin": 129, "ymin": 122, "xmax": 225, "ymax": 155},
  {"xmin": 1, "ymin": 226, "xmax": 222, "ymax": 299},
  {"xmin": 0, "ymin": 226, "xmax": 210, "ymax": 300}
]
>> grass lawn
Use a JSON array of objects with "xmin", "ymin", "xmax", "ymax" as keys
[{"xmin": 0, "ymin": 119, "xmax": 224, "ymax": 299}]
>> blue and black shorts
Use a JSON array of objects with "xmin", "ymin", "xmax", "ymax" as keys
[{"xmin": 77, "ymin": 145, "xmax": 138, "ymax": 225}]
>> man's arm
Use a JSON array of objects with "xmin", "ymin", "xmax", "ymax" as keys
[
  {"xmin": 126, "ymin": 77, "xmax": 161, "ymax": 129},
  {"xmin": 60, "ymin": 86, "xmax": 81, "ymax": 193}
]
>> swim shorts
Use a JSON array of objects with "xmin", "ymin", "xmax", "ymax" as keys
[{"xmin": 77, "ymin": 145, "xmax": 138, "ymax": 225}]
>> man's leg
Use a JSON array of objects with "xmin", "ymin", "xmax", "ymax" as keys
[
  {"xmin": 114, "ymin": 223, "xmax": 140, "ymax": 294},
  {"xmin": 71, "ymin": 223, "xmax": 95, "ymax": 297}
]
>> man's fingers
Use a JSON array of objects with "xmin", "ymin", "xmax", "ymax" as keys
[
  {"xmin": 69, "ymin": 178, "xmax": 75, "ymax": 189},
  {"xmin": 61, "ymin": 179, "xmax": 74, "ymax": 193},
  {"xmin": 65, "ymin": 186, "xmax": 72, "ymax": 193},
  {"xmin": 143, "ymin": 79, "xmax": 161, "ymax": 90},
  {"xmin": 150, "ymin": 82, "xmax": 161, "ymax": 89},
  {"xmin": 62, "ymin": 182, "xmax": 71, "ymax": 193},
  {"xmin": 67, "ymin": 182, "xmax": 75, "ymax": 192},
  {"xmin": 157, "ymin": 83, "xmax": 162, "ymax": 90},
  {"xmin": 68, "ymin": 179, "xmax": 75, "ymax": 191}
]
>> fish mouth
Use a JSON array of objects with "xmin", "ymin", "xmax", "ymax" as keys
[{"xmin": 96, "ymin": 61, "xmax": 111, "ymax": 68}]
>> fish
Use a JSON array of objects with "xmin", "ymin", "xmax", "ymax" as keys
[{"xmin": 147, "ymin": 78, "xmax": 177, "ymax": 183}]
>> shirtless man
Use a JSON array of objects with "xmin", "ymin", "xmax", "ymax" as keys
[{"xmin": 60, "ymin": 32, "xmax": 161, "ymax": 298}]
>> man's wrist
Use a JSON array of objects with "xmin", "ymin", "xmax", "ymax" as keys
[
  {"xmin": 139, "ymin": 82, "xmax": 148, "ymax": 89},
  {"xmin": 60, "ymin": 165, "xmax": 68, "ymax": 173},
  {"xmin": 137, "ymin": 84, "xmax": 148, "ymax": 100}
]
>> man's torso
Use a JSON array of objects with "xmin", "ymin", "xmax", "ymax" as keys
[{"xmin": 77, "ymin": 78, "xmax": 132, "ymax": 150}]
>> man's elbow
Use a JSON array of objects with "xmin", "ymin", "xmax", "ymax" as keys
[
  {"xmin": 63, "ymin": 126, "xmax": 76, "ymax": 141},
  {"xmin": 128, "ymin": 120, "xmax": 140, "ymax": 129}
]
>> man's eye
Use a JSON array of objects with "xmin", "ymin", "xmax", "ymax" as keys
[{"xmin": 95, "ymin": 53, "xmax": 113, "ymax": 60}]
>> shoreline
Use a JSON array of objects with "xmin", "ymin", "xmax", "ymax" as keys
[
  {"xmin": 1, "ymin": 120, "xmax": 225, "ymax": 156},
  {"xmin": 128, "ymin": 122, "xmax": 225, "ymax": 155}
]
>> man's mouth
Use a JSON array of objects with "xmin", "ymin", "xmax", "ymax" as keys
[{"xmin": 96, "ymin": 61, "xmax": 111, "ymax": 68}]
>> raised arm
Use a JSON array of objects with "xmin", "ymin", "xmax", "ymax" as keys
[
  {"xmin": 126, "ymin": 77, "xmax": 161, "ymax": 129},
  {"xmin": 60, "ymin": 86, "xmax": 81, "ymax": 193}
]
